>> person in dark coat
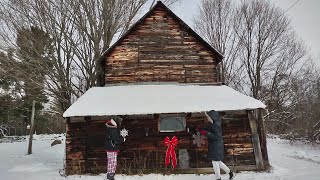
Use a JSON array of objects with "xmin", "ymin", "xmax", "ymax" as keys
[
  {"xmin": 104, "ymin": 117, "xmax": 124, "ymax": 180},
  {"xmin": 200, "ymin": 110, "xmax": 235, "ymax": 180}
]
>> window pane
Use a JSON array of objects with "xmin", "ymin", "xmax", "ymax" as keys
[{"xmin": 159, "ymin": 116, "xmax": 186, "ymax": 132}]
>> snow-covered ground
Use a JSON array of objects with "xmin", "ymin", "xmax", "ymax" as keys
[{"xmin": 0, "ymin": 134, "xmax": 319, "ymax": 180}]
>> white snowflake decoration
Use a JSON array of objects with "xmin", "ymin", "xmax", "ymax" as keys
[
  {"xmin": 192, "ymin": 131, "xmax": 206, "ymax": 147},
  {"xmin": 120, "ymin": 128, "xmax": 129, "ymax": 142}
]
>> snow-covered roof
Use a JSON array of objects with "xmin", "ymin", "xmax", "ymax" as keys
[{"xmin": 63, "ymin": 84, "xmax": 266, "ymax": 117}]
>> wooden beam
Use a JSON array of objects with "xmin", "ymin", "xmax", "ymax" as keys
[
  {"xmin": 257, "ymin": 108, "xmax": 270, "ymax": 167},
  {"xmin": 27, "ymin": 100, "xmax": 36, "ymax": 155},
  {"xmin": 66, "ymin": 117, "xmax": 70, "ymax": 124},
  {"xmin": 84, "ymin": 116, "xmax": 90, "ymax": 173},
  {"xmin": 247, "ymin": 110, "xmax": 265, "ymax": 170}
]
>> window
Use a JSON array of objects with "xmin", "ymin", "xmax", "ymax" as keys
[{"xmin": 159, "ymin": 116, "xmax": 186, "ymax": 132}]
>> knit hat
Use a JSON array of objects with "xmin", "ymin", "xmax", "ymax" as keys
[{"xmin": 105, "ymin": 119, "xmax": 117, "ymax": 127}]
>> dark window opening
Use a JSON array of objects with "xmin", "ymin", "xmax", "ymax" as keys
[{"xmin": 159, "ymin": 116, "xmax": 186, "ymax": 132}]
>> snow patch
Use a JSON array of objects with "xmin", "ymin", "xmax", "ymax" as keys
[
  {"xmin": 9, "ymin": 163, "xmax": 51, "ymax": 172},
  {"xmin": 0, "ymin": 134, "xmax": 320, "ymax": 179}
]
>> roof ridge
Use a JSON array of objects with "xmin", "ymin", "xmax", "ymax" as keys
[{"xmin": 100, "ymin": 1, "xmax": 224, "ymax": 61}]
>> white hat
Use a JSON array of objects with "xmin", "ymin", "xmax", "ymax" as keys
[
  {"xmin": 105, "ymin": 119, "xmax": 117, "ymax": 127},
  {"xmin": 110, "ymin": 119, "xmax": 117, "ymax": 126}
]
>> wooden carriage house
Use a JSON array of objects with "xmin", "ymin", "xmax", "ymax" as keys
[{"xmin": 63, "ymin": 1, "xmax": 269, "ymax": 175}]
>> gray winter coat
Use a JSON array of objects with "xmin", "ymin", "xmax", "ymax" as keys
[{"xmin": 205, "ymin": 110, "xmax": 224, "ymax": 161}]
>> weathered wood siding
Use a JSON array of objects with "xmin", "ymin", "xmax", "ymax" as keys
[
  {"xmin": 223, "ymin": 113, "xmax": 256, "ymax": 166},
  {"xmin": 65, "ymin": 2, "xmax": 268, "ymax": 175},
  {"xmin": 65, "ymin": 111, "xmax": 255, "ymax": 174},
  {"xmin": 65, "ymin": 121, "xmax": 87, "ymax": 175},
  {"xmin": 104, "ymin": 6, "xmax": 221, "ymax": 84}
]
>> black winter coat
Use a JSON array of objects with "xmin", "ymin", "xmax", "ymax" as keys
[
  {"xmin": 205, "ymin": 110, "xmax": 224, "ymax": 161},
  {"xmin": 105, "ymin": 127, "xmax": 123, "ymax": 151}
]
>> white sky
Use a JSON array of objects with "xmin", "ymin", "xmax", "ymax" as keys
[{"xmin": 171, "ymin": 0, "xmax": 320, "ymax": 66}]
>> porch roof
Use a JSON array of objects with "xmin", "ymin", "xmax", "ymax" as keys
[{"xmin": 63, "ymin": 84, "xmax": 266, "ymax": 117}]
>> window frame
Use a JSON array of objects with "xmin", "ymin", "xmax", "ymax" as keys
[{"xmin": 158, "ymin": 114, "xmax": 187, "ymax": 132}]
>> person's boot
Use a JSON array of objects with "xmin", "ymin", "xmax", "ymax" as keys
[
  {"xmin": 229, "ymin": 170, "xmax": 235, "ymax": 179},
  {"xmin": 104, "ymin": 173, "xmax": 108, "ymax": 180},
  {"xmin": 107, "ymin": 173, "xmax": 115, "ymax": 180}
]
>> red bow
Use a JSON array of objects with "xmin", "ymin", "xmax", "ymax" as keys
[{"xmin": 164, "ymin": 136, "xmax": 178, "ymax": 169}]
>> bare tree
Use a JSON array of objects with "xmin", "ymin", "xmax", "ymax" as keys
[
  {"xmin": 290, "ymin": 66, "xmax": 320, "ymax": 141},
  {"xmin": 194, "ymin": 0, "xmax": 319, "ymax": 141},
  {"xmin": 194, "ymin": 0, "xmax": 243, "ymax": 89},
  {"xmin": 265, "ymin": 63, "xmax": 320, "ymax": 140},
  {"xmin": 195, "ymin": 0, "xmax": 307, "ymax": 99},
  {"xmin": 0, "ymin": 0, "xmax": 180, "ymax": 113},
  {"xmin": 234, "ymin": 0, "xmax": 307, "ymax": 99}
]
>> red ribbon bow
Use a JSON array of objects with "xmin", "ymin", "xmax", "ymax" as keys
[{"xmin": 164, "ymin": 136, "xmax": 178, "ymax": 169}]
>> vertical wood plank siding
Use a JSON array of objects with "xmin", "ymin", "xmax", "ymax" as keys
[{"xmin": 104, "ymin": 7, "xmax": 220, "ymax": 84}]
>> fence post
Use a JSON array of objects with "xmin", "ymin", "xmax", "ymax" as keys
[{"xmin": 27, "ymin": 100, "xmax": 36, "ymax": 155}]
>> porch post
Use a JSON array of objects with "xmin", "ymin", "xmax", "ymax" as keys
[{"xmin": 247, "ymin": 110, "xmax": 265, "ymax": 170}]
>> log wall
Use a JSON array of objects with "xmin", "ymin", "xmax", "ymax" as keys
[
  {"xmin": 65, "ymin": 121, "xmax": 87, "ymax": 175},
  {"xmin": 65, "ymin": 111, "xmax": 255, "ymax": 174},
  {"xmin": 103, "ymin": 6, "xmax": 221, "ymax": 84},
  {"xmin": 64, "ymin": 2, "xmax": 266, "ymax": 175}
]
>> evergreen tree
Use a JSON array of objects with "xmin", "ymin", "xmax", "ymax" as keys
[
  {"xmin": 15, "ymin": 27, "xmax": 53, "ymax": 127},
  {"xmin": 0, "ymin": 52, "xmax": 24, "ymax": 127}
]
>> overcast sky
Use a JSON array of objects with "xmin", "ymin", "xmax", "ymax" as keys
[{"xmin": 171, "ymin": 0, "xmax": 320, "ymax": 65}]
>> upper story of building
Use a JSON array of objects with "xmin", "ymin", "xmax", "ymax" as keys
[{"xmin": 99, "ymin": 1, "xmax": 223, "ymax": 86}]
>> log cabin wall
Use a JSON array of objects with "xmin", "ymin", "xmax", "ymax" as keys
[
  {"xmin": 65, "ymin": 120, "xmax": 87, "ymax": 175},
  {"xmin": 102, "ymin": 4, "xmax": 222, "ymax": 85},
  {"xmin": 65, "ymin": 1, "xmax": 265, "ymax": 175},
  {"xmin": 222, "ymin": 112, "xmax": 256, "ymax": 167},
  {"xmin": 65, "ymin": 111, "xmax": 255, "ymax": 174}
]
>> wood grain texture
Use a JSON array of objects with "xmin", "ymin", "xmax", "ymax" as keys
[
  {"xmin": 104, "ymin": 6, "xmax": 221, "ymax": 84},
  {"xmin": 66, "ymin": 112, "xmax": 256, "ymax": 174},
  {"xmin": 247, "ymin": 110, "xmax": 265, "ymax": 170},
  {"xmin": 65, "ymin": 2, "xmax": 269, "ymax": 175}
]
